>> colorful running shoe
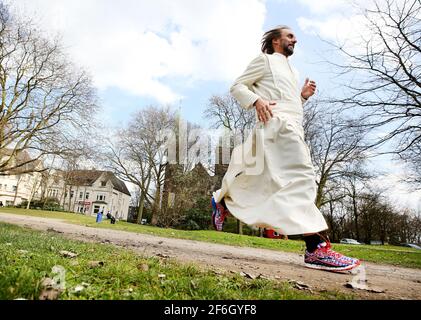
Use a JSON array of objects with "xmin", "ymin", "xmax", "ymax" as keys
[
  {"xmin": 304, "ymin": 241, "xmax": 361, "ymax": 272},
  {"xmin": 211, "ymin": 197, "xmax": 229, "ymax": 231}
]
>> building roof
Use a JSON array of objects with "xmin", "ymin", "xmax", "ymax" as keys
[{"xmin": 66, "ymin": 170, "xmax": 131, "ymax": 196}]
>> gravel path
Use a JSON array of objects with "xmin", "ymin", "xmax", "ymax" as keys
[{"xmin": 1, "ymin": 212, "xmax": 420, "ymax": 300}]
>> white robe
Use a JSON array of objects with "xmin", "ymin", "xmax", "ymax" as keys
[{"xmin": 213, "ymin": 53, "xmax": 328, "ymax": 235}]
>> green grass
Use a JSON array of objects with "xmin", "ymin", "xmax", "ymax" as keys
[
  {"xmin": 1, "ymin": 207, "xmax": 421, "ymax": 269},
  {"xmin": 0, "ymin": 222, "xmax": 354, "ymax": 300}
]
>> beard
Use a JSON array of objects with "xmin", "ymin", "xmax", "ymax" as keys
[{"xmin": 284, "ymin": 43, "xmax": 294, "ymax": 56}]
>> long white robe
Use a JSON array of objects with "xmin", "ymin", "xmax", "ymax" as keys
[{"xmin": 213, "ymin": 53, "xmax": 328, "ymax": 235}]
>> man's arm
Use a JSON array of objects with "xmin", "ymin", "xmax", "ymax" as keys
[{"xmin": 230, "ymin": 54, "xmax": 267, "ymax": 110}]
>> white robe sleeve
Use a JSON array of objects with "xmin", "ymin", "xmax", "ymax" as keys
[
  {"xmin": 230, "ymin": 54, "xmax": 267, "ymax": 110},
  {"xmin": 293, "ymin": 66, "xmax": 308, "ymax": 105}
]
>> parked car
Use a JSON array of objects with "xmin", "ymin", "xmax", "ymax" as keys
[
  {"xmin": 340, "ymin": 238, "xmax": 362, "ymax": 245},
  {"xmin": 401, "ymin": 243, "xmax": 421, "ymax": 250}
]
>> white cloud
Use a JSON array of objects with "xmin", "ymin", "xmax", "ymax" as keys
[
  {"xmin": 297, "ymin": 14, "xmax": 367, "ymax": 43},
  {"xmin": 296, "ymin": 0, "xmax": 421, "ymax": 80},
  {"xmin": 10, "ymin": 0, "xmax": 266, "ymax": 103},
  {"xmin": 366, "ymin": 156, "xmax": 421, "ymax": 213},
  {"xmin": 296, "ymin": 0, "xmax": 417, "ymax": 46},
  {"xmin": 370, "ymin": 174, "xmax": 421, "ymax": 214},
  {"xmin": 296, "ymin": 0, "xmax": 349, "ymax": 15}
]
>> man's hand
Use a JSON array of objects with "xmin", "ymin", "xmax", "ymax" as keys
[
  {"xmin": 301, "ymin": 78, "xmax": 317, "ymax": 100},
  {"xmin": 254, "ymin": 98, "xmax": 276, "ymax": 124}
]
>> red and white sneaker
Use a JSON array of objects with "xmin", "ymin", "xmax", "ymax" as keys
[{"xmin": 304, "ymin": 241, "xmax": 361, "ymax": 272}]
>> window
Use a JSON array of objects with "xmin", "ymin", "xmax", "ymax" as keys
[
  {"xmin": 79, "ymin": 192, "xmax": 83, "ymax": 199},
  {"xmin": 70, "ymin": 191, "xmax": 74, "ymax": 198},
  {"xmin": 97, "ymin": 194, "xmax": 106, "ymax": 201},
  {"xmin": 12, "ymin": 186, "xmax": 17, "ymax": 192},
  {"xmin": 85, "ymin": 192, "xmax": 90, "ymax": 200},
  {"xmin": 93, "ymin": 205, "xmax": 100, "ymax": 214},
  {"xmin": 101, "ymin": 181, "xmax": 107, "ymax": 187}
]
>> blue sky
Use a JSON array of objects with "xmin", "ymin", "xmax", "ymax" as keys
[
  {"xmin": 97, "ymin": 0, "xmax": 343, "ymax": 128},
  {"xmin": 11, "ymin": 0, "xmax": 350, "ymax": 127},
  {"xmin": 9, "ymin": 0, "xmax": 421, "ymax": 212}
]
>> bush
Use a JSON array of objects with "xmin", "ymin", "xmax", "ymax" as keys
[
  {"xmin": 177, "ymin": 196, "xmax": 212, "ymax": 230},
  {"xmin": 222, "ymin": 216, "xmax": 254, "ymax": 236},
  {"xmin": 19, "ymin": 198, "xmax": 63, "ymax": 211}
]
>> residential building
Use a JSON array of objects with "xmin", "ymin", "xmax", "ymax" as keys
[
  {"xmin": 0, "ymin": 149, "xmax": 43, "ymax": 206},
  {"xmin": 46, "ymin": 170, "xmax": 131, "ymax": 221}
]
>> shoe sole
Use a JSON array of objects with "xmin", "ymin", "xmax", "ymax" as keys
[{"xmin": 304, "ymin": 260, "xmax": 361, "ymax": 272}]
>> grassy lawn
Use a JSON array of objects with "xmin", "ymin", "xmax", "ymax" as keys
[
  {"xmin": 0, "ymin": 222, "xmax": 354, "ymax": 300},
  {"xmin": 1, "ymin": 207, "xmax": 420, "ymax": 269}
]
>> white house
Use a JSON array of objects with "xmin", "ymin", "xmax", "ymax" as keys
[
  {"xmin": 0, "ymin": 149, "xmax": 43, "ymax": 207},
  {"xmin": 47, "ymin": 170, "xmax": 131, "ymax": 221}
]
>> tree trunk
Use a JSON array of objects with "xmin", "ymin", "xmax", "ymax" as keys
[
  {"xmin": 352, "ymin": 189, "xmax": 360, "ymax": 241},
  {"xmin": 72, "ymin": 186, "xmax": 79, "ymax": 213},
  {"xmin": 150, "ymin": 184, "xmax": 161, "ymax": 225},
  {"xmin": 82, "ymin": 187, "xmax": 87, "ymax": 214},
  {"xmin": 316, "ymin": 175, "xmax": 328, "ymax": 208},
  {"xmin": 42, "ymin": 156, "xmax": 56, "ymax": 209},
  {"xmin": 59, "ymin": 184, "xmax": 66, "ymax": 210},
  {"xmin": 13, "ymin": 176, "xmax": 22, "ymax": 206},
  {"xmin": 136, "ymin": 192, "xmax": 146, "ymax": 224},
  {"xmin": 236, "ymin": 219, "xmax": 243, "ymax": 235},
  {"xmin": 136, "ymin": 172, "xmax": 153, "ymax": 225},
  {"xmin": 67, "ymin": 186, "xmax": 72, "ymax": 212},
  {"xmin": 328, "ymin": 200, "xmax": 336, "ymax": 242},
  {"xmin": 26, "ymin": 177, "xmax": 39, "ymax": 210}
]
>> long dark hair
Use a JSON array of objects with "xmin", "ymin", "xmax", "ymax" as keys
[{"xmin": 261, "ymin": 25, "xmax": 291, "ymax": 54}]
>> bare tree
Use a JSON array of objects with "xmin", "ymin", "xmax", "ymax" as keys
[
  {"xmin": 106, "ymin": 106, "xmax": 177, "ymax": 225},
  {"xmin": 203, "ymin": 93, "xmax": 256, "ymax": 235},
  {"xmin": 402, "ymin": 142, "xmax": 421, "ymax": 187},
  {"xmin": 341, "ymin": 167, "xmax": 376, "ymax": 242},
  {"xmin": 323, "ymin": 0, "xmax": 420, "ymax": 185},
  {"xmin": 0, "ymin": 2, "xmax": 98, "ymax": 175},
  {"xmin": 204, "ymin": 93, "xmax": 255, "ymax": 144},
  {"xmin": 303, "ymin": 101, "xmax": 368, "ymax": 208},
  {"xmin": 321, "ymin": 190, "xmax": 349, "ymax": 242}
]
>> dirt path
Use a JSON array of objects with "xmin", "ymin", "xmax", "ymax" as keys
[{"xmin": 1, "ymin": 212, "xmax": 420, "ymax": 300}]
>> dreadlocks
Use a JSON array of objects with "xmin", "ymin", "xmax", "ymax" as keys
[{"xmin": 261, "ymin": 25, "xmax": 291, "ymax": 54}]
